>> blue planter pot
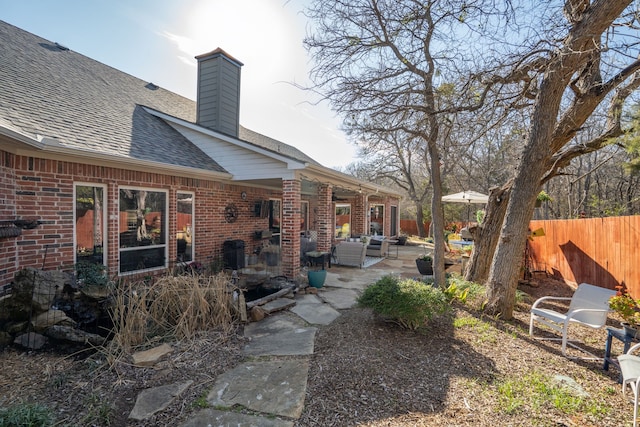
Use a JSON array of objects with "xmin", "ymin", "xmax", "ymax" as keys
[{"xmin": 307, "ymin": 269, "xmax": 327, "ymax": 288}]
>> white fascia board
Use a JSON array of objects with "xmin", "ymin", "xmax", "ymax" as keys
[
  {"xmin": 0, "ymin": 125, "xmax": 232, "ymax": 181},
  {"xmin": 143, "ymin": 107, "xmax": 308, "ymax": 170}
]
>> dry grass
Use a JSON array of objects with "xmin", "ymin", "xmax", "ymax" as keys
[{"xmin": 106, "ymin": 272, "xmax": 237, "ymax": 363}]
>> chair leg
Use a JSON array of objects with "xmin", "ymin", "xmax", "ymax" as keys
[
  {"xmin": 529, "ymin": 315, "xmax": 535, "ymax": 337},
  {"xmin": 634, "ymin": 384, "xmax": 638, "ymax": 427},
  {"xmin": 561, "ymin": 323, "xmax": 569, "ymax": 356}
]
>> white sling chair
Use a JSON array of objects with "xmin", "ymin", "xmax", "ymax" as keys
[
  {"xmin": 619, "ymin": 343, "xmax": 640, "ymax": 427},
  {"xmin": 529, "ymin": 283, "xmax": 616, "ymax": 357}
]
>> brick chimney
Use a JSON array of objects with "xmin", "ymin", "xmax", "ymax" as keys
[{"xmin": 195, "ymin": 48, "xmax": 243, "ymax": 137}]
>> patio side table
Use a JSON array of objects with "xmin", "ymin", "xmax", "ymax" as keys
[
  {"xmin": 603, "ymin": 327, "xmax": 637, "ymax": 381},
  {"xmin": 306, "ymin": 251, "xmax": 331, "ymax": 270}
]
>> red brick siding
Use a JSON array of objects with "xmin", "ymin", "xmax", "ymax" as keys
[
  {"xmin": 317, "ymin": 185, "xmax": 333, "ymax": 252},
  {"xmin": 281, "ymin": 179, "xmax": 301, "ymax": 278},
  {"xmin": 2, "ymin": 152, "xmax": 279, "ymax": 284},
  {"xmin": 0, "ymin": 151, "xmax": 17, "ymax": 287}
]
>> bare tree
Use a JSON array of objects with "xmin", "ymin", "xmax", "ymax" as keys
[
  {"xmin": 303, "ymin": 0, "xmax": 509, "ymax": 284},
  {"xmin": 483, "ymin": 0, "xmax": 640, "ymax": 317}
]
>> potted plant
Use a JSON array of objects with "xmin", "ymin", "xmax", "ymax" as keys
[
  {"xmin": 609, "ymin": 285, "xmax": 640, "ymax": 337},
  {"xmin": 415, "ymin": 254, "xmax": 433, "ymax": 275}
]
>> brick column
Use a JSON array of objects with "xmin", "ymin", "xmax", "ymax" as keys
[
  {"xmin": 281, "ymin": 179, "xmax": 301, "ymax": 279},
  {"xmin": 353, "ymin": 193, "xmax": 368, "ymax": 236},
  {"xmin": 316, "ymin": 184, "xmax": 333, "ymax": 252}
]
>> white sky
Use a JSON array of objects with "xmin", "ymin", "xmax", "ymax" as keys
[{"xmin": 1, "ymin": 0, "xmax": 359, "ymax": 169}]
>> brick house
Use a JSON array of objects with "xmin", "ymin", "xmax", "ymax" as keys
[{"xmin": 0, "ymin": 20, "xmax": 400, "ymax": 287}]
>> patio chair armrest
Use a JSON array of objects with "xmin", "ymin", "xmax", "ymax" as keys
[
  {"xmin": 627, "ymin": 342, "xmax": 640, "ymax": 355},
  {"xmin": 531, "ymin": 296, "xmax": 572, "ymax": 310}
]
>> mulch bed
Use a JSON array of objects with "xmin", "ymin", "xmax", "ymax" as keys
[{"xmin": 0, "ymin": 275, "xmax": 635, "ymax": 426}]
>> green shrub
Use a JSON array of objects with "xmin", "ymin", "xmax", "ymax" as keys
[
  {"xmin": 75, "ymin": 261, "xmax": 108, "ymax": 287},
  {"xmin": 358, "ymin": 275, "xmax": 451, "ymax": 329},
  {"xmin": 0, "ymin": 403, "xmax": 53, "ymax": 427}
]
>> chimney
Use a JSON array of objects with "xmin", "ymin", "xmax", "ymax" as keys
[{"xmin": 195, "ymin": 48, "xmax": 243, "ymax": 138}]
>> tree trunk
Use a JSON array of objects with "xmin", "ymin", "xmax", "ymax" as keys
[
  {"xmin": 415, "ymin": 201, "xmax": 427, "ymax": 237},
  {"xmin": 465, "ymin": 182, "xmax": 511, "ymax": 284},
  {"xmin": 427, "ymin": 138, "xmax": 446, "ymax": 287},
  {"xmin": 486, "ymin": 78, "xmax": 565, "ymax": 318}
]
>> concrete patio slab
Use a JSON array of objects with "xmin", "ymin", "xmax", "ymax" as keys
[
  {"xmin": 289, "ymin": 295, "xmax": 341, "ymax": 325},
  {"xmin": 318, "ymin": 288, "xmax": 360, "ymax": 309},
  {"xmin": 206, "ymin": 359, "xmax": 309, "ymax": 419},
  {"xmin": 243, "ymin": 313, "xmax": 317, "ymax": 356}
]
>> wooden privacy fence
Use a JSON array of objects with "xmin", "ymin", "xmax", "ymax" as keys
[
  {"xmin": 402, "ymin": 216, "xmax": 639, "ymax": 295},
  {"xmin": 529, "ymin": 216, "xmax": 639, "ymax": 294}
]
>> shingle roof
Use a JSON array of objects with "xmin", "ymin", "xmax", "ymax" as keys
[
  {"xmin": 239, "ymin": 126, "xmax": 320, "ymax": 166},
  {"xmin": 0, "ymin": 20, "xmax": 225, "ymax": 172}
]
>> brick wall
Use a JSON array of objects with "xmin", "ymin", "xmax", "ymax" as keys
[
  {"xmin": 0, "ymin": 151, "xmax": 17, "ymax": 287},
  {"xmin": 1, "ymin": 152, "xmax": 279, "ymax": 284},
  {"xmin": 317, "ymin": 185, "xmax": 333, "ymax": 252},
  {"xmin": 281, "ymin": 179, "xmax": 301, "ymax": 278}
]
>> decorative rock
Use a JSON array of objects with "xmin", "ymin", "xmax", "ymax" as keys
[
  {"xmin": 262, "ymin": 298, "xmax": 296, "ymax": 314},
  {"xmin": 80, "ymin": 284, "xmax": 112, "ymax": 300},
  {"xmin": 0, "ymin": 331, "xmax": 13, "ymax": 346},
  {"xmin": 11, "ymin": 268, "xmax": 71, "ymax": 313},
  {"xmin": 552, "ymin": 375, "xmax": 589, "ymax": 398},
  {"xmin": 128, "ymin": 380, "xmax": 193, "ymax": 420},
  {"xmin": 14, "ymin": 332, "xmax": 47, "ymax": 350},
  {"xmin": 250, "ymin": 306, "xmax": 266, "ymax": 322},
  {"xmin": 45, "ymin": 325, "xmax": 105, "ymax": 346},
  {"xmin": 132, "ymin": 343, "xmax": 174, "ymax": 367},
  {"xmin": 32, "ymin": 309, "xmax": 75, "ymax": 332}
]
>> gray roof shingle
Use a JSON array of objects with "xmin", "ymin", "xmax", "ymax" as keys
[{"xmin": 0, "ymin": 20, "xmax": 225, "ymax": 172}]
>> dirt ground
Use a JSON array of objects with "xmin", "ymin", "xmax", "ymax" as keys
[{"xmin": 0, "ymin": 270, "xmax": 636, "ymax": 426}]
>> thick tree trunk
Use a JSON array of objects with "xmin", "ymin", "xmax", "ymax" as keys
[
  {"xmin": 465, "ymin": 182, "xmax": 512, "ymax": 284},
  {"xmin": 486, "ymin": 80, "xmax": 564, "ymax": 318},
  {"xmin": 415, "ymin": 201, "xmax": 427, "ymax": 237},
  {"xmin": 427, "ymin": 142, "xmax": 447, "ymax": 286},
  {"xmin": 483, "ymin": 0, "xmax": 631, "ymax": 319}
]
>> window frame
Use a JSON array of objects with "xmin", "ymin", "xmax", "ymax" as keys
[
  {"xmin": 73, "ymin": 182, "xmax": 107, "ymax": 266},
  {"xmin": 335, "ymin": 203, "xmax": 352, "ymax": 238},
  {"xmin": 118, "ymin": 186, "xmax": 168, "ymax": 274},
  {"xmin": 176, "ymin": 191, "xmax": 195, "ymax": 262}
]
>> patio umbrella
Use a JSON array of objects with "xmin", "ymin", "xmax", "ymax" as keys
[{"xmin": 442, "ymin": 190, "xmax": 489, "ymax": 224}]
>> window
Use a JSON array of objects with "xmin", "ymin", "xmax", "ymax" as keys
[
  {"xmin": 300, "ymin": 201, "xmax": 309, "ymax": 232},
  {"xmin": 118, "ymin": 188, "xmax": 167, "ymax": 273},
  {"xmin": 177, "ymin": 192, "xmax": 194, "ymax": 262},
  {"xmin": 370, "ymin": 204, "xmax": 384, "ymax": 235},
  {"xmin": 74, "ymin": 184, "xmax": 106, "ymax": 265},
  {"xmin": 269, "ymin": 199, "xmax": 281, "ymax": 244},
  {"xmin": 335, "ymin": 204, "xmax": 351, "ymax": 238}
]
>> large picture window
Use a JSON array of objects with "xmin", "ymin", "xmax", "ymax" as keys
[
  {"xmin": 119, "ymin": 188, "xmax": 167, "ymax": 273},
  {"xmin": 176, "ymin": 192, "xmax": 194, "ymax": 262},
  {"xmin": 74, "ymin": 184, "xmax": 106, "ymax": 265}
]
